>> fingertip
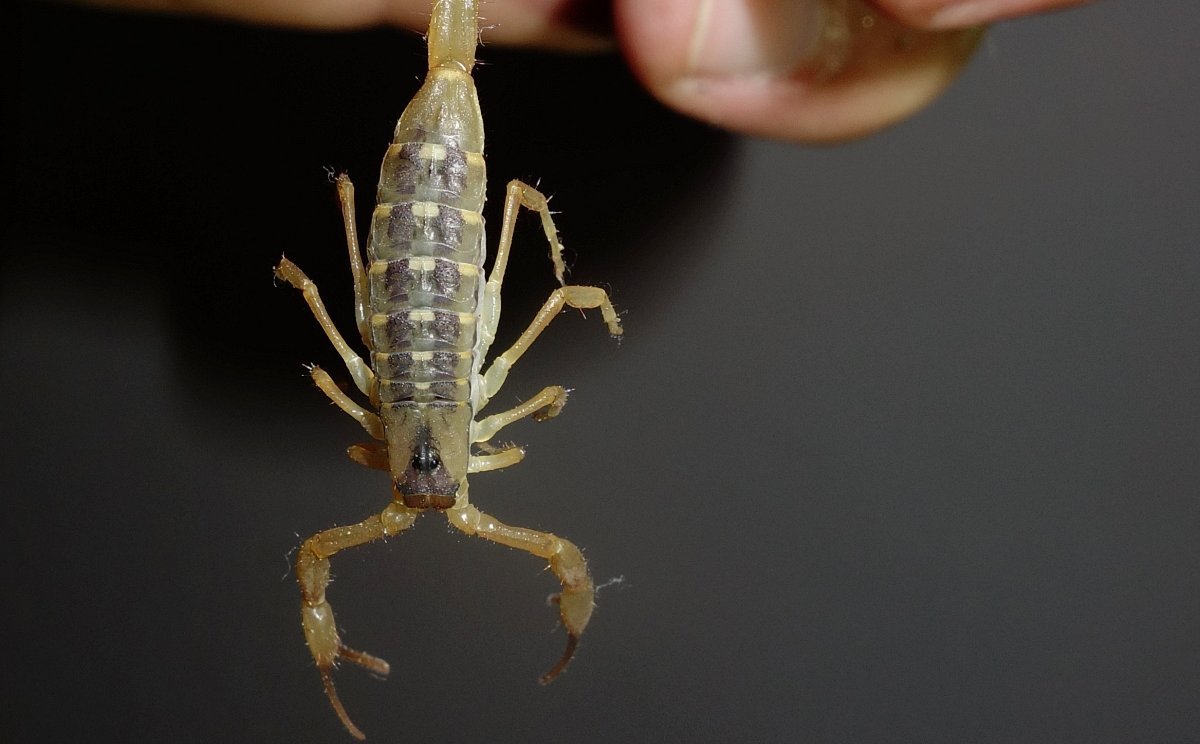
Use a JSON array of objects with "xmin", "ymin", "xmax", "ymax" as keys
[
  {"xmin": 616, "ymin": 0, "xmax": 983, "ymax": 142},
  {"xmin": 614, "ymin": 0, "xmax": 700, "ymax": 82},
  {"xmin": 477, "ymin": 0, "xmax": 616, "ymax": 52},
  {"xmin": 874, "ymin": 0, "xmax": 1093, "ymax": 30}
]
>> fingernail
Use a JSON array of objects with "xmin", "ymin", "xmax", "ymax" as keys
[
  {"xmin": 684, "ymin": 0, "xmax": 825, "ymax": 79},
  {"xmin": 930, "ymin": 0, "xmax": 1028, "ymax": 27}
]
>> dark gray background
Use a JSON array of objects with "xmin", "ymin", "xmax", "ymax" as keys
[{"xmin": 8, "ymin": 1, "xmax": 1198, "ymax": 742}]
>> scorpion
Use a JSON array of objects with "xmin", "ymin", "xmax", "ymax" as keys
[{"xmin": 274, "ymin": 0, "xmax": 622, "ymax": 738}]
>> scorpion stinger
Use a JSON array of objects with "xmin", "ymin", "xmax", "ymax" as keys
[{"xmin": 274, "ymin": 0, "xmax": 622, "ymax": 738}]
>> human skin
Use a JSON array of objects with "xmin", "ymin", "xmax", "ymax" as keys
[{"xmin": 75, "ymin": 0, "xmax": 1092, "ymax": 141}]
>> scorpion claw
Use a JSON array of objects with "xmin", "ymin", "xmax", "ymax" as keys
[
  {"xmin": 539, "ymin": 632, "xmax": 580, "ymax": 685},
  {"xmin": 337, "ymin": 642, "xmax": 391, "ymax": 677},
  {"xmin": 319, "ymin": 668, "xmax": 367, "ymax": 741},
  {"xmin": 314, "ymin": 644, "xmax": 390, "ymax": 740}
]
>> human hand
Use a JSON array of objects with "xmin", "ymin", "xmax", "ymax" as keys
[{"xmin": 82, "ymin": 0, "xmax": 1092, "ymax": 141}]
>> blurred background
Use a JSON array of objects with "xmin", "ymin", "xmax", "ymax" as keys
[{"xmin": 8, "ymin": 1, "xmax": 1198, "ymax": 742}]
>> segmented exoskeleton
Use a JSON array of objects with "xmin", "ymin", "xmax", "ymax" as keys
[{"xmin": 274, "ymin": 0, "xmax": 622, "ymax": 739}]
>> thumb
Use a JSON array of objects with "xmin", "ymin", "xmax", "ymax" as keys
[{"xmin": 614, "ymin": 0, "xmax": 981, "ymax": 142}]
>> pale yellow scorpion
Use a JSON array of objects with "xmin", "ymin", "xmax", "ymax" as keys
[{"xmin": 275, "ymin": 0, "xmax": 622, "ymax": 738}]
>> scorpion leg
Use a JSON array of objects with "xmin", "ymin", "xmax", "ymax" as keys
[
  {"xmin": 480, "ymin": 287, "xmax": 622, "ymax": 405},
  {"xmin": 492, "ymin": 179, "xmax": 570, "ymax": 287},
  {"xmin": 472, "ymin": 385, "xmax": 568, "ymax": 443},
  {"xmin": 468, "ymin": 445, "xmax": 525, "ymax": 473},
  {"xmin": 333, "ymin": 173, "xmax": 371, "ymax": 347},
  {"xmin": 308, "ymin": 365, "xmax": 384, "ymax": 439},
  {"xmin": 276, "ymin": 257, "xmax": 375, "ymax": 397},
  {"xmin": 466, "ymin": 385, "xmax": 566, "ymax": 472},
  {"xmin": 297, "ymin": 502, "xmax": 422, "ymax": 740},
  {"xmin": 446, "ymin": 504, "xmax": 594, "ymax": 684},
  {"xmin": 478, "ymin": 180, "xmax": 571, "ymax": 356},
  {"xmin": 347, "ymin": 441, "xmax": 389, "ymax": 470}
]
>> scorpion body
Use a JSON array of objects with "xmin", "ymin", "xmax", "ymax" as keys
[{"xmin": 275, "ymin": 1, "xmax": 622, "ymax": 738}]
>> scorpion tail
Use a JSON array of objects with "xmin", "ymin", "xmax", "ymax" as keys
[{"xmin": 428, "ymin": 0, "xmax": 478, "ymax": 72}]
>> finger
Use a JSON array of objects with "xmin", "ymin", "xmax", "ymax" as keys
[
  {"xmin": 874, "ymin": 0, "xmax": 1092, "ymax": 29},
  {"xmin": 81, "ymin": 0, "xmax": 422, "ymax": 28},
  {"xmin": 82, "ymin": 0, "xmax": 615, "ymax": 49},
  {"xmin": 615, "ymin": 0, "xmax": 982, "ymax": 142}
]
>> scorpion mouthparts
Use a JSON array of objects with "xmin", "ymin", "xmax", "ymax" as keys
[{"xmin": 398, "ymin": 491, "xmax": 457, "ymax": 510}]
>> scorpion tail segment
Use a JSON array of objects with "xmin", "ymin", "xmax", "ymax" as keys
[{"xmin": 428, "ymin": 0, "xmax": 478, "ymax": 72}]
